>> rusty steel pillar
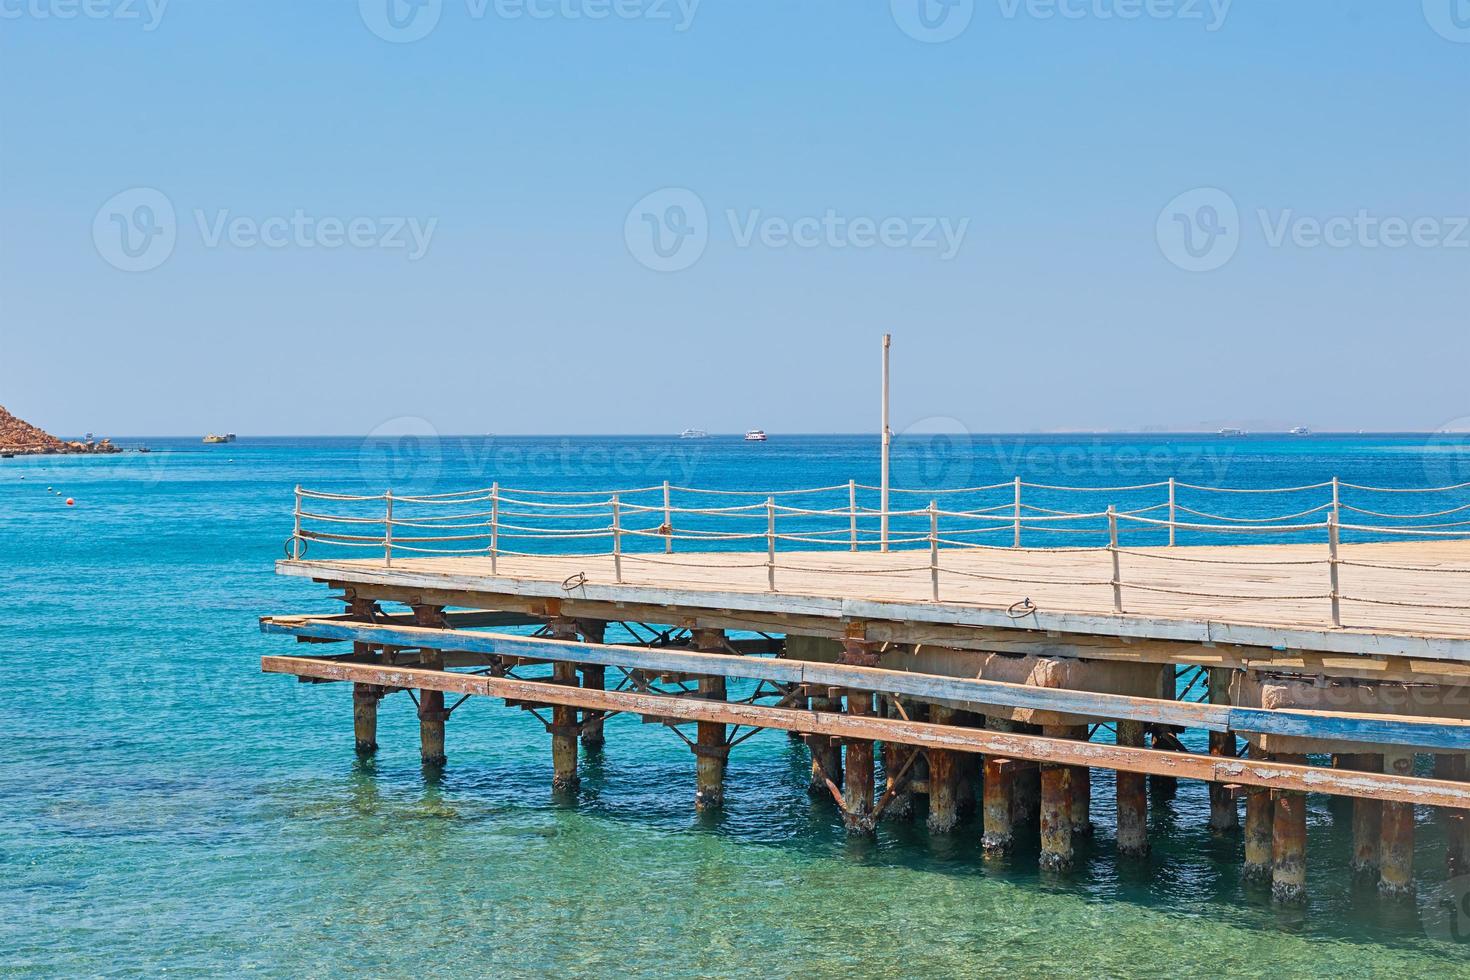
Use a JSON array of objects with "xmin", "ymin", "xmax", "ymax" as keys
[
  {"xmin": 578, "ymin": 620, "xmax": 607, "ymax": 750},
  {"xmin": 353, "ymin": 684, "xmax": 381, "ymax": 756},
  {"xmin": 808, "ymin": 694, "xmax": 844, "ymax": 796},
  {"xmin": 1379, "ymin": 751, "xmax": 1416, "ymax": 898},
  {"xmin": 880, "ymin": 698, "xmax": 916, "ymax": 822},
  {"xmin": 412, "ymin": 604, "xmax": 448, "ymax": 767},
  {"xmin": 982, "ymin": 756, "xmax": 1015, "ymax": 856},
  {"xmin": 1351, "ymin": 753, "xmax": 1383, "ymax": 877},
  {"xmin": 549, "ymin": 618, "xmax": 581, "ymax": 793},
  {"xmin": 1115, "ymin": 720, "xmax": 1149, "ymax": 858},
  {"xmin": 1242, "ymin": 746, "xmax": 1275, "ymax": 884},
  {"xmin": 1012, "ymin": 722, "xmax": 1042, "ymax": 826},
  {"xmin": 1067, "ymin": 725, "xmax": 1092, "ymax": 837},
  {"xmin": 1271, "ymin": 753, "xmax": 1309, "ymax": 904},
  {"xmin": 1208, "ymin": 668, "xmax": 1239, "ymax": 834},
  {"xmin": 926, "ymin": 704, "xmax": 960, "ymax": 835},
  {"xmin": 839, "ymin": 639, "xmax": 879, "ymax": 834},
  {"xmin": 692, "ymin": 629, "xmax": 729, "ymax": 811},
  {"xmin": 1440, "ymin": 755, "xmax": 1470, "ymax": 878},
  {"xmin": 1039, "ymin": 725, "xmax": 1075, "ymax": 871}
]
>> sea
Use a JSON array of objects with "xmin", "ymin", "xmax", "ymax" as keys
[{"xmin": 5, "ymin": 432, "xmax": 1470, "ymax": 976}]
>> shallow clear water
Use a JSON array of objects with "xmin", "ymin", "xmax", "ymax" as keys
[{"xmin": 5, "ymin": 433, "xmax": 1470, "ymax": 975}]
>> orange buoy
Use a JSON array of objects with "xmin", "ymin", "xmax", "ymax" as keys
[{"xmin": 66, "ymin": 498, "xmax": 75, "ymax": 506}]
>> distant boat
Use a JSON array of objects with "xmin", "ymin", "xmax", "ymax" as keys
[
  {"xmin": 679, "ymin": 428, "xmax": 708, "ymax": 439},
  {"xmin": 1218, "ymin": 427, "xmax": 1246, "ymax": 437},
  {"xmin": 744, "ymin": 429, "xmax": 768, "ymax": 442},
  {"xmin": 1289, "ymin": 426, "xmax": 1311, "ymax": 436},
  {"xmin": 203, "ymin": 433, "xmax": 236, "ymax": 444}
]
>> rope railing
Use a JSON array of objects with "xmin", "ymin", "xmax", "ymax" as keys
[{"xmin": 287, "ymin": 475, "xmax": 1470, "ymax": 625}]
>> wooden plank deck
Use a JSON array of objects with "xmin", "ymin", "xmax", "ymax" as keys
[{"xmin": 278, "ymin": 539, "xmax": 1470, "ymax": 656}]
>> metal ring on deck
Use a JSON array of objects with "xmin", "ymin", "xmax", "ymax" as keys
[
  {"xmin": 284, "ymin": 536, "xmax": 309, "ymax": 559},
  {"xmin": 562, "ymin": 571, "xmax": 588, "ymax": 592},
  {"xmin": 1006, "ymin": 597, "xmax": 1037, "ymax": 619}
]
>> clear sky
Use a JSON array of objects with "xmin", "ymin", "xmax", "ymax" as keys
[{"xmin": 1, "ymin": 1, "xmax": 1466, "ymax": 436}]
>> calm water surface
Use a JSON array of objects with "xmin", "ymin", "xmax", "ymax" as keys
[{"xmin": 5, "ymin": 434, "xmax": 1470, "ymax": 976}]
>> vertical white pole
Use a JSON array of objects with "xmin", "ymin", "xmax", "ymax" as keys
[
  {"xmin": 292, "ymin": 485, "xmax": 302, "ymax": 560},
  {"xmin": 384, "ymin": 490, "xmax": 394, "ymax": 568},
  {"xmin": 490, "ymin": 481, "xmax": 500, "ymax": 575},
  {"xmin": 1328, "ymin": 509, "xmax": 1341, "ymax": 627},
  {"xmin": 663, "ymin": 480, "xmax": 673, "ymax": 554},
  {"xmin": 766, "ymin": 496, "xmax": 777, "ymax": 592},
  {"xmin": 612, "ymin": 494, "xmax": 623, "ymax": 584},
  {"xmin": 929, "ymin": 500, "xmax": 939, "ymax": 602},
  {"xmin": 881, "ymin": 333, "xmax": 891, "ymax": 553},
  {"xmin": 1168, "ymin": 477, "xmax": 1177, "ymax": 548},
  {"xmin": 1331, "ymin": 475, "xmax": 1341, "ymax": 522},
  {"xmin": 849, "ymin": 479, "xmax": 858, "ymax": 553},
  {"xmin": 1013, "ymin": 476, "xmax": 1022, "ymax": 548},
  {"xmin": 1108, "ymin": 504, "xmax": 1121, "ymax": 613}
]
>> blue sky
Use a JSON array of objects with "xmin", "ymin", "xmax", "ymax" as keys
[{"xmin": 1, "ymin": 1, "xmax": 1466, "ymax": 435}]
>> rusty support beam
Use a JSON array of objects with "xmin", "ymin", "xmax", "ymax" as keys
[
  {"xmin": 1208, "ymin": 668, "xmax": 1239, "ymax": 834},
  {"xmin": 1271, "ymin": 754, "xmax": 1309, "ymax": 904},
  {"xmin": 1243, "ymin": 746, "xmax": 1274, "ymax": 884},
  {"xmin": 838, "ymin": 639, "xmax": 879, "ymax": 835},
  {"xmin": 411, "ymin": 604, "xmax": 447, "ymax": 767},
  {"xmin": 578, "ymin": 620, "xmax": 607, "ymax": 750},
  {"xmin": 1351, "ymin": 752, "xmax": 1383, "ymax": 876},
  {"xmin": 1067, "ymin": 724, "xmax": 1091, "ymax": 838},
  {"xmin": 1379, "ymin": 751, "xmax": 1416, "ymax": 898},
  {"xmin": 549, "ymin": 619, "xmax": 581, "ymax": 793},
  {"xmin": 1040, "ymin": 725, "xmax": 1075, "ymax": 871},
  {"xmin": 880, "ymin": 698, "xmax": 916, "ymax": 821},
  {"xmin": 693, "ymin": 628, "xmax": 728, "ymax": 811},
  {"xmin": 1115, "ymin": 719, "xmax": 1149, "ymax": 858},
  {"xmin": 927, "ymin": 704, "xmax": 960, "ymax": 835}
]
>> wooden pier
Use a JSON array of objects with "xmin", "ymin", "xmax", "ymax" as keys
[{"xmin": 262, "ymin": 479, "xmax": 1470, "ymax": 904}]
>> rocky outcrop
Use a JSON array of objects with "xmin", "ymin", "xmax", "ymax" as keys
[{"xmin": 0, "ymin": 405, "xmax": 120, "ymax": 455}]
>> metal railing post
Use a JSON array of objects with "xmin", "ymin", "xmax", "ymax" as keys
[
  {"xmin": 292, "ymin": 485, "xmax": 302, "ymax": 560},
  {"xmin": 1013, "ymin": 476, "xmax": 1022, "ymax": 548},
  {"xmin": 849, "ymin": 479, "xmax": 858, "ymax": 553},
  {"xmin": 489, "ymin": 481, "xmax": 500, "ymax": 575},
  {"xmin": 1167, "ymin": 477, "xmax": 1177, "ymax": 548},
  {"xmin": 384, "ymin": 490, "xmax": 394, "ymax": 567},
  {"xmin": 612, "ymin": 494, "xmax": 623, "ymax": 584},
  {"xmin": 663, "ymin": 480, "xmax": 673, "ymax": 554},
  {"xmin": 1328, "ymin": 510, "xmax": 1341, "ymax": 627},
  {"xmin": 766, "ymin": 496, "xmax": 777, "ymax": 592},
  {"xmin": 1331, "ymin": 475, "xmax": 1341, "ymax": 522},
  {"xmin": 1108, "ymin": 504, "xmax": 1122, "ymax": 613},
  {"xmin": 929, "ymin": 500, "xmax": 940, "ymax": 602}
]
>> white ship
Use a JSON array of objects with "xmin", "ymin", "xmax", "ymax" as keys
[
  {"xmin": 744, "ymin": 429, "xmax": 767, "ymax": 442},
  {"xmin": 679, "ymin": 428, "xmax": 708, "ymax": 439}
]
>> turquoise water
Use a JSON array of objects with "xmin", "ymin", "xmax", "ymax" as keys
[{"xmin": 6, "ymin": 434, "xmax": 1470, "ymax": 976}]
